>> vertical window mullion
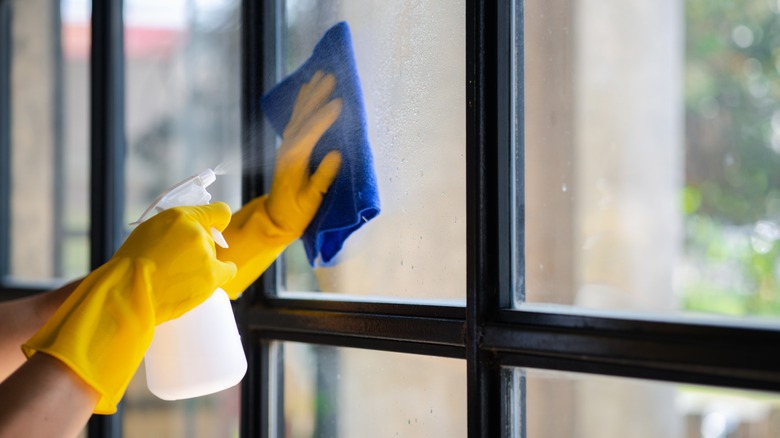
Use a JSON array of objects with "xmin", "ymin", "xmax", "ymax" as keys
[
  {"xmin": 52, "ymin": 0, "xmax": 64, "ymax": 278},
  {"xmin": 0, "ymin": 0, "xmax": 10, "ymax": 280},
  {"xmin": 88, "ymin": 0, "xmax": 125, "ymax": 436},
  {"xmin": 239, "ymin": 1, "xmax": 264, "ymax": 436},
  {"xmin": 240, "ymin": 1, "xmax": 283, "ymax": 437},
  {"xmin": 89, "ymin": 0, "xmax": 125, "ymax": 268},
  {"xmin": 467, "ymin": 0, "xmax": 507, "ymax": 436}
]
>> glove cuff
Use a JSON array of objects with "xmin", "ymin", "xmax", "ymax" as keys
[{"xmin": 22, "ymin": 257, "xmax": 156, "ymax": 414}]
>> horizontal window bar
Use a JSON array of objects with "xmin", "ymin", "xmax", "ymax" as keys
[
  {"xmin": 236, "ymin": 306, "xmax": 465, "ymax": 353},
  {"xmin": 497, "ymin": 305, "xmax": 780, "ymax": 332},
  {"xmin": 0, "ymin": 286, "xmax": 50, "ymax": 301},
  {"xmin": 499, "ymin": 353, "xmax": 780, "ymax": 394},
  {"xmin": 0, "ymin": 278, "xmax": 70, "ymax": 301},
  {"xmin": 239, "ymin": 301, "xmax": 780, "ymax": 392},
  {"xmin": 253, "ymin": 330, "xmax": 465, "ymax": 361},
  {"xmin": 484, "ymin": 308, "xmax": 780, "ymax": 391},
  {"xmin": 261, "ymin": 295, "xmax": 465, "ymax": 319}
]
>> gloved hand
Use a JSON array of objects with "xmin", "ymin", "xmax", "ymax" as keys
[
  {"xmin": 218, "ymin": 71, "xmax": 342, "ymax": 298},
  {"xmin": 22, "ymin": 203, "xmax": 237, "ymax": 414}
]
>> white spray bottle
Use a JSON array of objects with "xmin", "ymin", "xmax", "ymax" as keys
[{"xmin": 133, "ymin": 167, "xmax": 247, "ymax": 400}]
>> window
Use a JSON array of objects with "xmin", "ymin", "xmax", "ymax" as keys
[
  {"xmin": 277, "ymin": 1, "xmax": 467, "ymax": 302},
  {"xmin": 1, "ymin": 1, "xmax": 779, "ymax": 437},
  {"xmin": 3, "ymin": 0, "xmax": 89, "ymax": 285}
]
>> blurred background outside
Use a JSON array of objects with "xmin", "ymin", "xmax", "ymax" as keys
[{"xmin": 7, "ymin": 0, "xmax": 780, "ymax": 436}]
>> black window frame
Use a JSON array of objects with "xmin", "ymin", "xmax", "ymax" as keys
[
  {"xmin": 239, "ymin": 1, "xmax": 780, "ymax": 438},
  {"xmin": 0, "ymin": 1, "xmax": 778, "ymax": 437}
]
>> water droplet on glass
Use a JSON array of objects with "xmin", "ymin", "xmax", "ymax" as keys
[{"xmin": 561, "ymin": 183, "xmax": 568, "ymax": 193}]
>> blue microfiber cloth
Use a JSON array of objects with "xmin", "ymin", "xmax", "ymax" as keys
[{"xmin": 261, "ymin": 21, "xmax": 380, "ymax": 266}]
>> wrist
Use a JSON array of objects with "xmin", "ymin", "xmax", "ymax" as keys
[
  {"xmin": 255, "ymin": 195, "xmax": 304, "ymax": 246},
  {"xmin": 217, "ymin": 195, "xmax": 299, "ymax": 298}
]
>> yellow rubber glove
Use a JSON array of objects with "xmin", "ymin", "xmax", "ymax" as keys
[
  {"xmin": 22, "ymin": 203, "xmax": 237, "ymax": 414},
  {"xmin": 218, "ymin": 71, "xmax": 343, "ymax": 298}
]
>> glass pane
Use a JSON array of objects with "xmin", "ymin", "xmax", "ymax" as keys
[
  {"xmin": 60, "ymin": 0, "xmax": 90, "ymax": 280},
  {"xmin": 505, "ymin": 367, "xmax": 780, "ymax": 438},
  {"xmin": 123, "ymin": 0, "xmax": 242, "ymax": 225},
  {"xmin": 522, "ymin": 1, "xmax": 780, "ymax": 319},
  {"xmin": 277, "ymin": 1, "xmax": 467, "ymax": 301},
  {"xmin": 122, "ymin": 0, "xmax": 241, "ymax": 434},
  {"xmin": 7, "ymin": 0, "xmax": 90, "ymax": 282},
  {"xmin": 281, "ymin": 342, "xmax": 466, "ymax": 438}
]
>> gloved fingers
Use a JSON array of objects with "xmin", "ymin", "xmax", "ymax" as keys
[
  {"xmin": 283, "ymin": 72, "xmax": 320, "ymax": 139},
  {"xmin": 296, "ymin": 70, "xmax": 325, "ymax": 105},
  {"xmin": 290, "ymin": 97, "xmax": 343, "ymax": 164},
  {"xmin": 284, "ymin": 71, "xmax": 336, "ymax": 140},
  {"xmin": 212, "ymin": 259, "xmax": 238, "ymax": 289},
  {"xmin": 128, "ymin": 204, "xmax": 232, "ymax": 270},
  {"xmin": 294, "ymin": 70, "xmax": 325, "ymax": 116},
  {"xmin": 151, "ymin": 255, "xmax": 237, "ymax": 324},
  {"xmin": 297, "ymin": 73, "xmax": 336, "ymax": 132},
  {"xmin": 294, "ymin": 71, "xmax": 328, "ymax": 124},
  {"xmin": 273, "ymin": 97, "xmax": 342, "ymax": 189},
  {"xmin": 308, "ymin": 150, "xmax": 342, "ymax": 198},
  {"xmin": 181, "ymin": 202, "xmax": 233, "ymax": 233}
]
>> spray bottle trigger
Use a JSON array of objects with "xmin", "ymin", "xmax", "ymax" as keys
[{"xmin": 211, "ymin": 227, "xmax": 228, "ymax": 248}]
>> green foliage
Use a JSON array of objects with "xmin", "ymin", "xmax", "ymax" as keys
[
  {"xmin": 681, "ymin": 186, "xmax": 702, "ymax": 215},
  {"xmin": 683, "ymin": 214, "xmax": 780, "ymax": 316},
  {"xmin": 685, "ymin": 0, "xmax": 780, "ymax": 224},
  {"xmin": 683, "ymin": 0, "xmax": 780, "ymax": 316}
]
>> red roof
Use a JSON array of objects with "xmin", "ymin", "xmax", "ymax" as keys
[{"xmin": 63, "ymin": 23, "xmax": 187, "ymax": 60}]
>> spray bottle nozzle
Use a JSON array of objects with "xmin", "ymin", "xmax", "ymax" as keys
[
  {"xmin": 130, "ymin": 167, "xmax": 228, "ymax": 248},
  {"xmin": 196, "ymin": 168, "xmax": 217, "ymax": 187}
]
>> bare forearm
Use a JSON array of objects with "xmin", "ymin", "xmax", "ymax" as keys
[
  {"xmin": 0, "ymin": 353, "xmax": 97, "ymax": 437},
  {"xmin": 0, "ymin": 280, "xmax": 81, "ymax": 380}
]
